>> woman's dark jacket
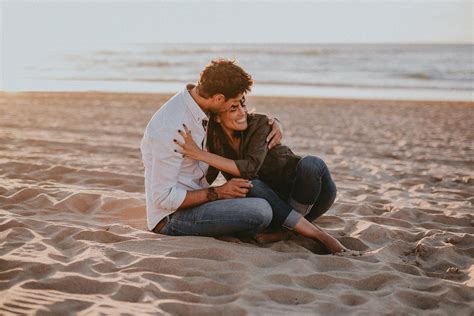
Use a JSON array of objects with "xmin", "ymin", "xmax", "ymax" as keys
[{"xmin": 206, "ymin": 113, "xmax": 301, "ymax": 198}]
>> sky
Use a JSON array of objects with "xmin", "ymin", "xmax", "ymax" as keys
[
  {"xmin": 1, "ymin": 0, "xmax": 473, "ymax": 47},
  {"xmin": 0, "ymin": 0, "xmax": 472, "ymax": 92}
]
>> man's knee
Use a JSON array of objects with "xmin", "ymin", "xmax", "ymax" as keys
[{"xmin": 246, "ymin": 198, "xmax": 272, "ymax": 231}]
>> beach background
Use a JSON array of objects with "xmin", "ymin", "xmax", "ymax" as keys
[{"xmin": 1, "ymin": 1, "xmax": 473, "ymax": 315}]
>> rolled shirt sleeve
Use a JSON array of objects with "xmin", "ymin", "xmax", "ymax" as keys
[{"xmin": 146, "ymin": 130, "xmax": 187, "ymax": 210}]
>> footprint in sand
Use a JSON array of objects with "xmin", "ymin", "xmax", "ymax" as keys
[{"xmin": 264, "ymin": 287, "xmax": 315, "ymax": 305}]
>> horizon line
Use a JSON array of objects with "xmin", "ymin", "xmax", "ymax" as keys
[{"xmin": 121, "ymin": 41, "xmax": 474, "ymax": 45}]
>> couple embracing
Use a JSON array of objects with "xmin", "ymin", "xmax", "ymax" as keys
[{"xmin": 140, "ymin": 59, "xmax": 347, "ymax": 254}]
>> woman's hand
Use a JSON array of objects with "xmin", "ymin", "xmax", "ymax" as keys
[
  {"xmin": 325, "ymin": 237, "xmax": 347, "ymax": 254},
  {"xmin": 318, "ymin": 231, "xmax": 349, "ymax": 254},
  {"xmin": 174, "ymin": 124, "xmax": 202, "ymax": 160}
]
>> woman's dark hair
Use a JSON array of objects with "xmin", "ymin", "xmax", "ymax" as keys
[
  {"xmin": 206, "ymin": 113, "xmax": 225, "ymax": 154},
  {"xmin": 197, "ymin": 59, "xmax": 253, "ymax": 100},
  {"xmin": 207, "ymin": 97, "xmax": 252, "ymax": 154}
]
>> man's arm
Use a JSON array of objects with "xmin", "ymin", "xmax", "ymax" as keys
[
  {"xmin": 148, "ymin": 131, "xmax": 187, "ymax": 210},
  {"xmin": 179, "ymin": 178, "xmax": 254, "ymax": 209},
  {"xmin": 148, "ymin": 130, "xmax": 254, "ymax": 211}
]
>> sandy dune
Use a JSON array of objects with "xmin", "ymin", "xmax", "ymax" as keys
[{"xmin": 0, "ymin": 92, "xmax": 473, "ymax": 315}]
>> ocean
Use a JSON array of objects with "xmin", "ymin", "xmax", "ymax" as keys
[{"xmin": 5, "ymin": 43, "xmax": 473, "ymax": 101}]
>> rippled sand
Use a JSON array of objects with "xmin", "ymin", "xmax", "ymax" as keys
[{"xmin": 0, "ymin": 92, "xmax": 473, "ymax": 315}]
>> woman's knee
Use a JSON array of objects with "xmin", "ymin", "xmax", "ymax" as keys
[
  {"xmin": 298, "ymin": 156, "xmax": 327, "ymax": 177},
  {"xmin": 248, "ymin": 179, "xmax": 270, "ymax": 198},
  {"xmin": 328, "ymin": 181, "xmax": 337, "ymax": 203},
  {"xmin": 249, "ymin": 179, "xmax": 266, "ymax": 190}
]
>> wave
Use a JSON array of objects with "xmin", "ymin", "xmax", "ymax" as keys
[
  {"xmin": 83, "ymin": 46, "xmax": 336, "ymax": 58},
  {"xmin": 253, "ymin": 80, "xmax": 472, "ymax": 91},
  {"xmin": 160, "ymin": 47, "xmax": 335, "ymax": 56},
  {"xmin": 405, "ymin": 72, "xmax": 432, "ymax": 80},
  {"xmin": 51, "ymin": 76, "xmax": 473, "ymax": 91},
  {"xmin": 68, "ymin": 56, "xmax": 191, "ymax": 68},
  {"xmin": 126, "ymin": 61, "xmax": 191, "ymax": 68}
]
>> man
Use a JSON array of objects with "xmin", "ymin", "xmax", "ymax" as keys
[{"xmin": 141, "ymin": 59, "xmax": 283, "ymax": 237}]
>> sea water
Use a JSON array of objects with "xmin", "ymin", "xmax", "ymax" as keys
[{"xmin": 3, "ymin": 43, "xmax": 473, "ymax": 101}]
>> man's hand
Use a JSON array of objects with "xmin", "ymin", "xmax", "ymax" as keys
[
  {"xmin": 216, "ymin": 178, "xmax": 253, "ymax": 199},
  {"xmin": 266, "ymin": 118, "xmax": 283, "ymax": 150}
]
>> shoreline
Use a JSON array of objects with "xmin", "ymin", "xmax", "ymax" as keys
[
  {"xmin": 3, "ymin": 77, "xmax": 472, "ymax": 102},
  {"xmin": 1, "ymin": 91, "xmax": 472, "ymax": 107}
]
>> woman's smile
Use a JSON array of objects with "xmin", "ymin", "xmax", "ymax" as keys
[{"xmin": 232, "ymin": 115, "xmax": 248, "ymax": 130}]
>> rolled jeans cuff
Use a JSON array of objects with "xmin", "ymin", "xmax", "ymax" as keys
[
  {"xmin": 282, "ymin": 209, "xmax": 302, "ymax": 230},
  {"xmin": 288, "ymin": 197, "xmax": 313, "ymax": 216}
]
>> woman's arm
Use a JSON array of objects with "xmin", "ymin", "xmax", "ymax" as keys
[
  {"xmin": 232, "ymin": 115, "xmax": 271, "ymax": 179},
  {"xmin": 197, "ymin": 151, "xmax": 241, "ymax": 177},
  {"xmin": 173, "ymin": 126, "xmax": 241, "ymax": 177},
  {"xmin": 175, "ymin": 116, "xmax": 271, "ymax": 179}
]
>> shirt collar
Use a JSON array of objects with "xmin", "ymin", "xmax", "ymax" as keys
[{"xmin": 183, "ymin": 84, "xmax": 209, "ymax": 128}]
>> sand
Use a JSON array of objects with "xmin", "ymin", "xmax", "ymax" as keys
[{"xmin": 0, "ymin": 91, "xmax": 473, "ymax": 315}]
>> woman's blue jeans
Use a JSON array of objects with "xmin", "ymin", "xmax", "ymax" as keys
[{"xmin": 248, "ymin": 156, "xmax": 337, "ymax": 229}]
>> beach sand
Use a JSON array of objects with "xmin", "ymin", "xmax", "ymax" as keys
[{"xmin": 0, "ymin": 92, "xmax": 473, "ymax": 315}]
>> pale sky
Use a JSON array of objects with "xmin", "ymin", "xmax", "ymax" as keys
[{"xmin": 1, "ymin": 0, "xmax": 473, "ymax": 46}]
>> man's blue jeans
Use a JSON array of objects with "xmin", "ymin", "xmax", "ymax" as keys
[
  {"xmin": 158, "ymin": 198, "xmax": 272, "ymax": 237},
  {"xmin": 248, "ymin": 156, "xmax": 337, "ymax": 230}
]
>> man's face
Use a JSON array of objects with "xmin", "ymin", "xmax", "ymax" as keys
[{"xmin": 209, "ymin": 93, "xmax": 245, "ymax": 114}]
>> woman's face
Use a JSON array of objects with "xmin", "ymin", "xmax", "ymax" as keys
[{"xmin": 216, "ymin": 96, "xmax": 248, "ymax": 132}]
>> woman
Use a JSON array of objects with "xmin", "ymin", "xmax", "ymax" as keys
[{"xmin": 174, "ymin": 96, "xmax": 348, "ymax": 254}]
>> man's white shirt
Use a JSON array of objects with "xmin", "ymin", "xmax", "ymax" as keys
[{"xmin": 140, "ymin": 85, "xmax": 209, "ymax": 230}]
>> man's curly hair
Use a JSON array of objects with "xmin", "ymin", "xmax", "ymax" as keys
[{"xmin": 197, "ymin": 59, "xmax": 253, "ymax": 100}]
